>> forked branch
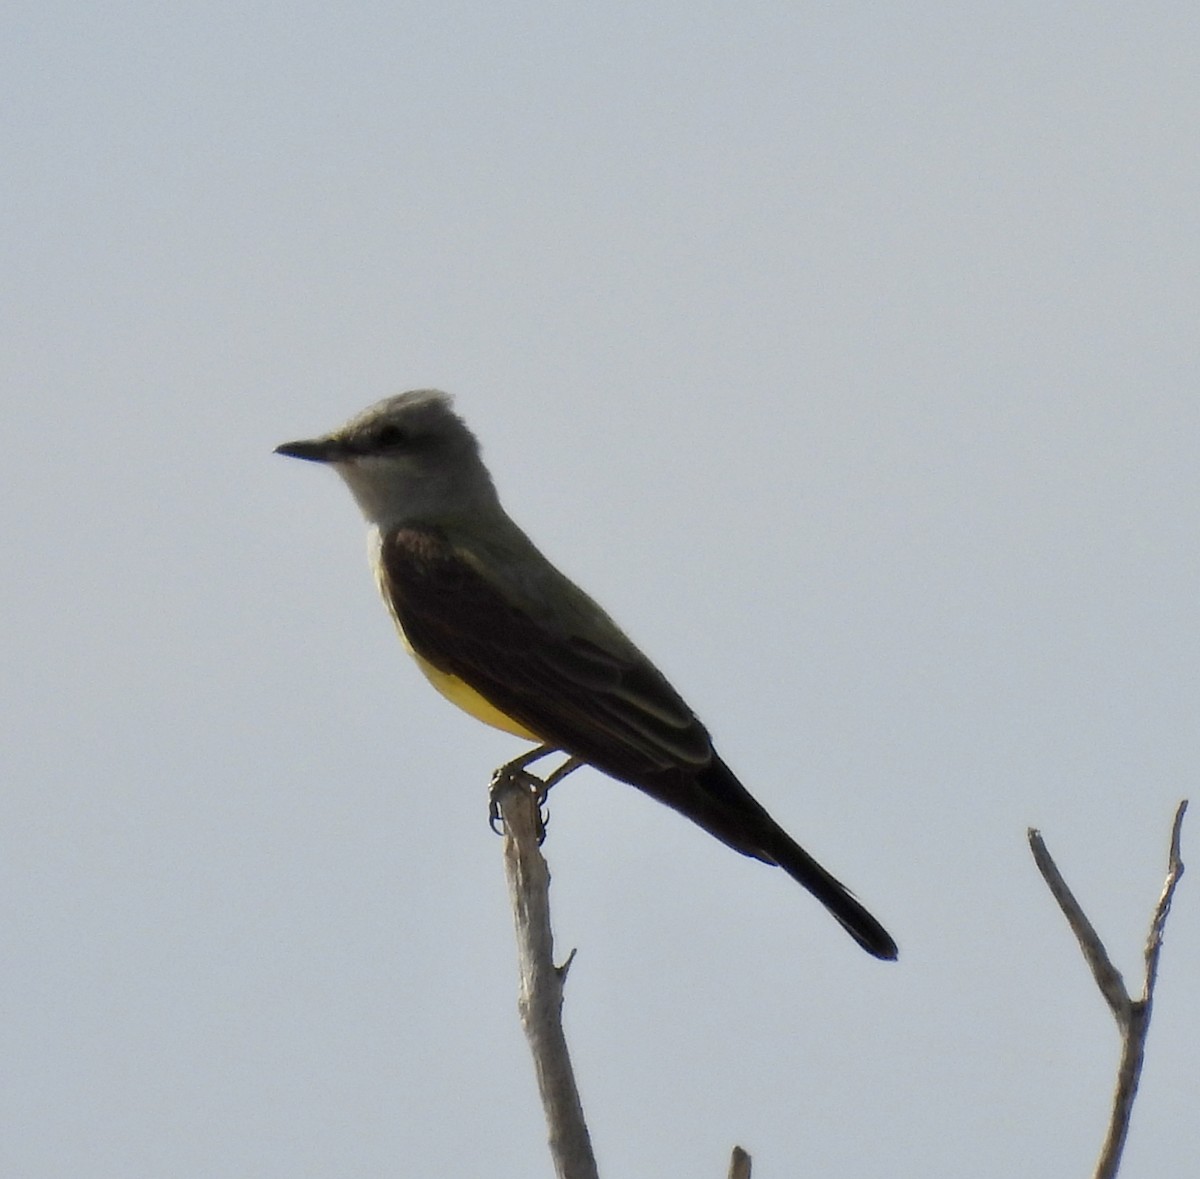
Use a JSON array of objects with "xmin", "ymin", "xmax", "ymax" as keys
[{"xmin": 1028, "ymin": 800, "xmax": 1188, "ymax": 1179}]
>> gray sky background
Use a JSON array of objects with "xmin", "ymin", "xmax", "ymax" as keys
[{"xmin": 5, "ymin": 3, "xmax": 1198, "ymax": 1176}]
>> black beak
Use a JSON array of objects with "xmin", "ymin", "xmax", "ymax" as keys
[{"xmin": 274, "ymin": 436, "xmax": 344, "ymax": 463}]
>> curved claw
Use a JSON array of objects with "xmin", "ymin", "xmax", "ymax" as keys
[
  {"xmin": 487, "ymin": 750, "xmax": 583, "ymax": 842},
  {"xmin": 488, "ymin": 792, "xmax": 506, "ymax": 835},
  {"xmin": 487, "ymin": 764, "xmax": 545, "ymax": 836}
]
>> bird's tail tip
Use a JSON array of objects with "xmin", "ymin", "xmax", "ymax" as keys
[
  {"xmin": 841, "ymin": 915, "xmax": 899, "ymax": 961},
  {"xmin": 770, "ymin": 835, "xmax": 898, "ymax": 960}
]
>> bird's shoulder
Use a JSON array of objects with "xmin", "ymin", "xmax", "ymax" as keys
[
  {"xmin": 380, "ymin": 520, "xmax": 627, "ymax": 645},
  {"xmin": 377, "ymin": 523, "xmax": 713, "ymax": 772}
]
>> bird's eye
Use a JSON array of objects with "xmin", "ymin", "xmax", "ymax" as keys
[{"xmin": 373, "ymin": 424, "xmax": 407, "ymax": 448}]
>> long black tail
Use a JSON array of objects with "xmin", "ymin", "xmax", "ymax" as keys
[
  {"xmin": 674, "ymin": 757, "xmax": 899, "ymax": 960},
  {"xmin": 766, "ymin": 825, "xmax": 897, "ymax": 960}
]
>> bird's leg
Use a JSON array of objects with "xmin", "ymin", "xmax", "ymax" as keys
[
  {"xmin": 540, "ymin": 756, "xmax": 583, "ymax": 791},
  {"xmin": 494, "ymin": 744, "xmax": 559, "ymax": 780},
  {"xmin": 488, "ymin": 748, "xmax": 583, "ymax": 843}
]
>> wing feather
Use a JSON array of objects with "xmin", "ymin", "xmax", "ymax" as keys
[{"xmin": 378, "ymin": 525, "xmax": 714, "ymax": 778}]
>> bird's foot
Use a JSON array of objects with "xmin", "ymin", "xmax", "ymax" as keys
[
  {"xmin": 488, "ymin": 766, "xmax": 550, "ymax": 842},
  {"xmin": 488, "ymin": 748, "xmax": 584, "ymax": 844}
]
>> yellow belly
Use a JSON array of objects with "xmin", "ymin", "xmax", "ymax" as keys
[
  {"xmin": 409, "ymin": 648, "xmax": 542, "ymax": 741},
  {"xmin": 370, "ymin": 532, "xmax": 540, "ymax": 742}
]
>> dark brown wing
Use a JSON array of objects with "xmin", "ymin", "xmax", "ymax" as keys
[{"xmin": 378, "ymin": 524, "xmax": 714, "ymax": 783}]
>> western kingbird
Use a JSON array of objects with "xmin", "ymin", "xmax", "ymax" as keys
[{"xmin": 276, "ymin": 390, "xmax": 897, "ymax": 960}]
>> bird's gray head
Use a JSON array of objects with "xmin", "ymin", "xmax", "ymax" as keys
[{"xmin": 275, "ymin": 390, "xmax": 500, "ymax": 527}]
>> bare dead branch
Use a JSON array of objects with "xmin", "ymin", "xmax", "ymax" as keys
[
  {"xmin": 1027, "ymin": 830, "xmax": 1131, "ymax": 1026},
  {"xmin": 493, "ymin": 771, "xmax": 599, "ymax": 1179},
  {"xmin": 1141, "ymin": 800, "xmax": 1188, "ymax": 1005},
  {"xmin": 1028, "ymin": 799, "xmax": 1188, "ymax": 1179},
  {"xmin": 728, "ymin": 1144, "xmax": 752, "ymax": 1178}
]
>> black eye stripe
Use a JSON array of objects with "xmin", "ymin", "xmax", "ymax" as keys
[{"xmin": 373, "ymin": 424, "xmax": 407, "ymax": 447}]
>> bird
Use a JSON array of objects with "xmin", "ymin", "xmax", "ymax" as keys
[{"xmin": 275, "ymin": 390, "xmax": 897, "ymax": 959}]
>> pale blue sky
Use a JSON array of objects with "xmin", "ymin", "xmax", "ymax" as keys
[{"xmin": 4, "ymin": 3, "xmax": 1197, "ymax": 1176}]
